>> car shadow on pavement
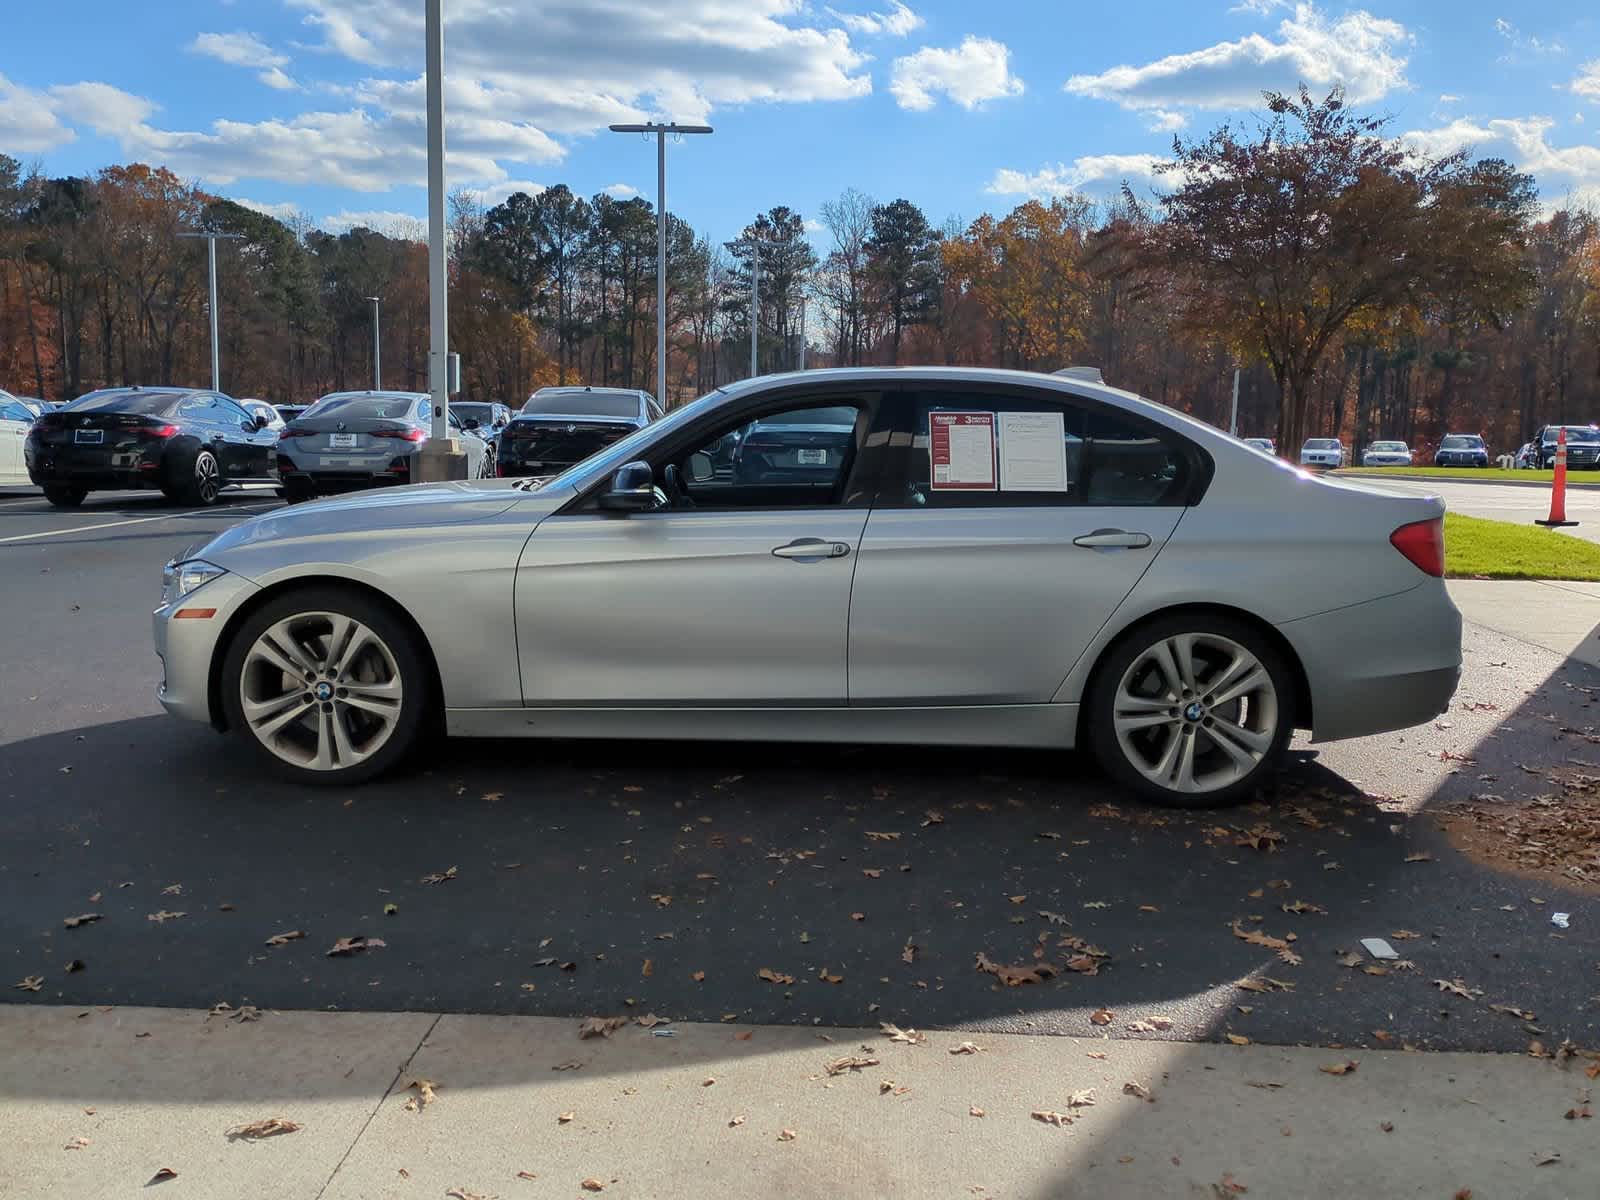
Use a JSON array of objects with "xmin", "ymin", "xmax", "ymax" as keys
[{"xmin": 2, "ymin": 630, "xmax": 1597, "ymax": 1113}]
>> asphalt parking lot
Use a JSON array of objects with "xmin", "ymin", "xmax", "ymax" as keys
[{"xmin": 1, "ymin": 485, "xmax": 1596, "ymax": 1055}]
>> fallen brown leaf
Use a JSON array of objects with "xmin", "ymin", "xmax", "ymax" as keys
[
  {"xmin": 901, "ymin": 941, "xmax": 917, "ymax": 964},
  {"xmin": 402, "ymin": 1079, "xmax": 438, "ymax": 1111},
  {"xmin": 865, "ymin": 831, "xmax": 901, "ymax": 841},
  {"xmin": 1032, "ymin": 1109, "xmax": 1073, "ymax": 1127},
  {"xmin": 969, "ymin": 1105, "xmax": 985, "ymax": 1117},
  {"xmin": 326, "ymin": 936, "xmax": 384, "ymax": 957},
  {"xmin": 579, "ymin": 1016, "xmax": 626, "ymax": 1039},
  {"xmin": 1090, "ymin": 1008, "xmax": 1114, "ymax": 1026},
  {"xmin": 558, "ymin": 1111, "xmax": 575, "ymax": 1123},
  {"xmin": 778, "ymin": 1128, "xmax": 797, "ymax": 1142},
  {"xmin": 146, "ymin": 911, "xmax": 186, "ymax": 923},
  {"xmin": 264, "ymin": 930, "xmax": 305, "ymax": 946},
  {"xmin": 1123, "ymin": 1081, "xmax": 1155, "ymax": 1102},
  {"xmin": 758, "ymin": 968, "xmax": 795, "ymax": 985},
  {"xmin": 516, "ymin": 1172, "xmax": 537, "ymax": 1182},
  {"xmin": 147, "ymin": 1168, "xmax": 178, "ymax": 1184},
  {"xmin": 1319, "ymin": 1060, "xmax": 1359, "ymax": 1077},
  {"xmin": 1226, "ymin": 1034, "xmax": 1251, "ymax": 1046},
  {"xmin": 63, "ymin": 914, "xmax": 102, "ymax": 929},
  {"xmin": 949, "ymin": 1041, "xmax": 984, "ymax": 1055},
  {"xmin": 1403, "ymin": 852, "xmax": 1433, "ymax": 863},
  {"xmin": 14, "ymin": 976, "xmax": 43, "ymax": 992},
  {"xmin": 691, "ymin": 969, "xmax": 706, "ymax": 982},
  {"xmin": 420, "ymin": 865, "xmax": 458, "ymax": 885},
  {"xmin": 581, "ymin": 1180, "xmax": 606, "ymax": 1193},
  {"xmin": 825, "ymin": 1055, "xmax": 880, "ymax": 1076},
  {"xmin": 880, "ymin": 1022, "xmax": 926, "ymax": 1045},
  {"xmin": 552, "ymin": 1060, "xmax": 583, "ymax": 1071},
  {"xmin": 819, "ymin": 967, "xmax": 844, "ymax": 984},
  {"xmin": 1433, "ymin": 978, "xmax": 1480, "ymax": 1000},
  {"xmin": 976, "ymin": 951, "xmax": 1056, "ymax": 986},
  {"xmin": 226, "ymin": 1117, "xmax": 301, "ymax": 1140}
]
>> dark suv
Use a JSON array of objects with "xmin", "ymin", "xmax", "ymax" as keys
[
  {"xmin": 497, "ymin": 386, "xmax": 659, "ymax": 479},
  {"xmin": 1535, "ymin": 425, "xmax": 1600, "ymax": 469},
  {"xmin": 1433, "ymin": 433, "xmax": 1489, "ymax": 467}
]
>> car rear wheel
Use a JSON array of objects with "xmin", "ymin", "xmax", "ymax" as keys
[
  {"xmin": 1087, "ymin": 614, "xmax": 1293, "ymax": 808},
  {"xmin": 43, "ymin": 485, "xmax": 87, "ymax": 508},
  {"xmin": 221, "ymin": 588, "xmax": 429, "ymax": 785},
  {"xmin": 178, "ymin": 449, "xmax": 222, "ymax": 506}
]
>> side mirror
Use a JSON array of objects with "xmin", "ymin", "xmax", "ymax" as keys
[
  {"xmin": 246, "ymin": 416, "xmax": 267, "ymax": 432},
  {"xmin": 598, "ymin": 461, "xmax": 658, "ymax": 513}
]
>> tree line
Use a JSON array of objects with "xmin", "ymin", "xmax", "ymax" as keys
[{"xmin": 3, "ymin": 88, "xmax": 1599, "ymax": 456}]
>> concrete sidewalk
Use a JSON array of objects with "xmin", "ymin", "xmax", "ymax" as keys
[
  {"xmin": 3, "ymin": 1005, "xmax": 1594, "ymax": 1200},
  {"xmin": 1449, "ymin": 578, "xmax": 1600, "ymax": 667}
]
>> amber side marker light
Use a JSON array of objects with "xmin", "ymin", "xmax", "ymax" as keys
[{"xmin": 173, "ymin": 608, "xmax": 217, "ymax": 620}]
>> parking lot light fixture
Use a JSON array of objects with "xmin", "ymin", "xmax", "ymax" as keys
[
  {"xmin": 178, "ymin": 230, "xmax": 243, "ymax": 391},
  {"xmin": 608, "ymin": 122, "xmax": 713, "ymax": 406},
  {"xmin": 366, "ymin": 297, "xmax": 382, "ymax": 391}
]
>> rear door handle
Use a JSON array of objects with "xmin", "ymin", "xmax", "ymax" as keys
[
  {"xmin": 773, "ymin": 538, "xmax": 851, "ymax": 561},
  {"xmin": 1072, "ymin": 529, "xmax": 1152, "ymax": 549}
]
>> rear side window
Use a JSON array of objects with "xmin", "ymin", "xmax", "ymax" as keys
[{"xmin": 889, "ymin": 390, "xmax": 1194, "ymax": 508}]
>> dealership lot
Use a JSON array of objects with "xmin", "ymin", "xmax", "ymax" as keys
[{"xmin": 2, "ymin": 486, "xmax": 1597, "ymax": 1055}]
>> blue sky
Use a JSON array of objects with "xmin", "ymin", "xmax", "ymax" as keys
[{"xmin": 3, "ymin": 1, "xmax": 1598, "ymax": 245}]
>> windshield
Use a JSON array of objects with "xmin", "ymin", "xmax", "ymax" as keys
[
  {"xmin": 304, "ymin": 394, "xmax": 424, "ymax": 421},
  {"xmin": 1304, "ymin": 439, "xmax": 1339, "ymax": 449},
  {"xmin": 523, "ymin": 390, "xmax": 639, "ymax": 419},
  {"xmin": 755, "ymin": 406, "xmax": 857, "ymax": 427},
  {"xmin": 1547, "ymin": 426, "xmax": 1596, "ymax": 442},
  {"xmin": 1441, "ymin": 435, "xmax": 1482, "ymax": 448},
  {"xmin": 1370, "ymin": 441, "xmax": 1406, "ymax": 451},
  {"xmin": 452, "ymin": 403, "xmax": 494, "ymax": 421},
  {"xmin": 62, "ymin": 390, "xmax": 183, "ymax": 414},
  {"xmin": 552, "ymin": 390, "xmax": 727, "ymax": 490}
]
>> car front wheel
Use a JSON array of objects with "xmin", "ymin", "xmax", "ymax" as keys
[
  {"xmin": 43, "ymin": 485, "xmax": 87, "ymax": 508},
  {"xmin": 221, "ymin": 588, "xmax": 429, "ymax": 785},
  {"xmin": 1087, "ymin": 614, "xmax": 1294, "ymax": 808}
]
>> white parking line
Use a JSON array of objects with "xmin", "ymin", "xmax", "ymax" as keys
[{"xmin": 0, "ymin": 503, "xmax": 278, "ymax": 545}]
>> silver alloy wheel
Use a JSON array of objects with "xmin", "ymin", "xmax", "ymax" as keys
[
  {"xmin": 195, "ymin": 452, "xmax": 219, "ymax": 503},
  {"xmin": 1111, "ymin": 632, "xmax": 1279, "ymax": 796},
  {"xmin": 238, "ymin": 611, "xmax": 404, "ymax": 771}
]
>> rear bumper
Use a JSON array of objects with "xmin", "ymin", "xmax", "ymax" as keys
[
  {"xmin": 1276, "ymin": 581, "xmax": 1461, "ymax": 743},
  {"xmin": 278, "ymin": 458, "xmax": 409, "ymax": 493}
]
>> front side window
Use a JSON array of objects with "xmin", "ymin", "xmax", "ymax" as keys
[
  {"xmin": 659, "ymin": 401, "xmax": 867, "ymax": 510},
  {"xmin": 890, "ymin": 390, "xmax": 1192, "ymax": 509},
  {"xmin": 0, "ymin": 400, "xmax": 33, "ymax": 423}
]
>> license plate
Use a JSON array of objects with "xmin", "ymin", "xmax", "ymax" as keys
[
  {"xmin": 74, "ymin": 429, "xmax": 103, "ymax": 444},
  {"xmin": 797, "ymin": 448, "xmax": 827, "ymax": 465},
  {"xmin": 328, "ymin": 433, "xmax": 358, "ymax": 449}
]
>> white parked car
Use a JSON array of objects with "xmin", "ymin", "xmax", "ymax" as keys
[
  {"xmin": 0, "ymin": 395, "xmax": 37, "ymax": 485},
  {"xmin": 1361, "ymin": 440, "xmax": 1412, "ymax": 467},
  {"xmin": 1300, "ymin": 438, "xmax": 1345, "ymax": 469},
  {"xmin": 241, "ymin": 400, "xmax": 286, "ymax": 434}
]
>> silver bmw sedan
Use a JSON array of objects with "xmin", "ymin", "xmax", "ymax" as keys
[{"xmin": 153, "ymin": 367, "xmax": 1461, "ymax": 807}]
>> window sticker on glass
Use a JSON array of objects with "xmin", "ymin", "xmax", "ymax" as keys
[
  {"xmin": 998, "ymin": 411, "xmax": 1070, "ymax": 492},
  {"xmin": 929, "ymin": 411, "xmax": 996, "ymax": 491}
]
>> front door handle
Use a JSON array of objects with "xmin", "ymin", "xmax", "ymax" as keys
[
  {"xmin": 773, "ymin": 538, "xmax": 851, "ymax": 561},
  {"xmin": 1072, "ymin": 529, "xmax": 1152, "ymax": 549}
]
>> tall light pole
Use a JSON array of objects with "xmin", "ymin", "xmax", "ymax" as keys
[
  {"xmin": 730, "ymin": 238, "xmax": 766, "ymax": 378},
  {"xmin": 1228, "ymin": 367, "xmax": 1241, "ymax": 436},
  {"xmin": 366, "ymin": 297, "xmax": 382, "ymax": 390},
  {"xmin": 178, "ymin": 230, "xmax": 241, "ymax": 391},
  {"xmin": 416, "ymin": 0, "xmax": 464, "ymax": 479},
  {"xmin": 608, "ymin": 121, "xmax": 713, "ymax": 406}
]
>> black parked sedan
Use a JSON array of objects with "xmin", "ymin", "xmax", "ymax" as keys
[
  {"xmin": 497, "ymin": 386, "xmax": 658, "ymax": 479},
  {"xmin": 1433, "ymin": 433, "xmax": 1489, "ymax": 467},
  {"xmin": 24, "ymin": 387, "xmax": 278, "ymax": 507}
]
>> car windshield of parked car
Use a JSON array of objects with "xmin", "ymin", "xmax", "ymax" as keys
[
  {"xmin": 1370, "ymin": 441, "xmax": 1406, "ymax": 452},
  {"xmin": 754, "ymin": 406, "xmax": 857, "ymax": 428},
  {"xmin": 303, "ymin": 395, "xmax": 421, "ymax": 421},
  {"xmin": 62, "ymin": 390, "xmax": 183, "ymax": 414},
  {"xmin": 1548, "ymin": 426, "xmax": 1596, "ymax": 442},
  {"xmin": 452, "ymin": 403, "xmax": 494, "ymax": 423},
  {"xmin": 1305, "ymin": 439, "xmax": 1339, "ymax": 449},
  {"xmin": 1440, "ymin": 435, "xmax": 1482, "ymax": 449},
  {"xmin": 523, "ymin": 391, "xmax": 639, "ymax": 419}
]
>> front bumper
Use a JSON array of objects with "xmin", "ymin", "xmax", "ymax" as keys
[
  {"xmin": 1434, "ymin": 454, "xmax": 1488, "ymax": 467},
  {"xmin": 1277, "ymin": 581, "xmax": 1461, "ymax": 743},
  {"xmin": 153, "ymin": 570, "xmax": 262, "ymax": 725}
]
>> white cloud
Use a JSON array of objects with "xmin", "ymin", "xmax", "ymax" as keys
[
  {"xmin": 464, "ymin": 179, "xmax": 546, "ymax": 210},
  {"xmin": 1493, "ymin": 18, "xmax": 1564, "ymax": 60},
  {"xmin": 1574, "ymin": 60, "xmax": 1600, "ymax": 102},
  {"xmin": 1065, "ymin": 3, "xmax": 1410, "ymax": 115},
  {"xmin": 1145, "ymin": 109, "xmax": 1188, "ymax": 132},
  {"xmin": 802, "ymin": 217, "xmax": 825, "ymax": 233},
  {"xmin": 826, "ymin": 2, "xmax": 922, "ymax": 37},
  {"xmin": 987, "ymin": 153, "xmax": 1169, "ymax": 199},
  {"xmin": 319, "ymin": 209, "xmax": 426, "ymax": 238},
  {"xmin": 602, "ymin": 183, "xmax": 640, "ymax": 199},
  {"xmin": 190, "ymin": 31, "xmax": 301, "ymax": 90},
  {"xmin": 235, "ymin": 198, "xmax": 303, "ymax": 221},
  {"xmin": 1230, "ymin": 0, "xmax": 1289, "ymax": 14},
  {"xmin": 0, "ymin": 73, "xmax": 74, "ymax": 152},
  {"xmin": 890, "ymin": 37, "xmax": 1024, "ymax": 111},
  {"xmin": 1439, "ymin": 93, "xmax": 1461, "ymax": 103},
  {"xmin": 1401, "ymin": 114, "xmax": 1600, "ymax": 214},
  {"xmin": 49, "ymin": 82, "xmax": 158, "ymax": 134}
]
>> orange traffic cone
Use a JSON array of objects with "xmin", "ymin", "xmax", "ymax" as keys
[{"xmin": 1536, "ymin": 426, "xmax": 1578, "ymax": 527}]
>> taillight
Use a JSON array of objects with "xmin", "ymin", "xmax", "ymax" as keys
[
  {"xmin": 279, "ymin": 427, "xmax": 317, "ymax": 439},
  {"xmin": 135, "ymin": 424, "xmax": 180, "ymax": 439},
  {"xmin": 372, "ymin": 428, "xmax": 426, "ymax": 442},
  {"xmin": 1390, "ymin": 518, "xmax": 1444, "ymax": 578}
]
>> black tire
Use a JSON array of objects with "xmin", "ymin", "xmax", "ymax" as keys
[
  {"xmin": 1086, "ymin": 612, "xmax": 1295, "ymax": 809},
  {"xmin": 281, "ymin": 478, "xmax": 315, "ymax": 505},
  {"xmin": 43, "ymin": 485, "xmax": 87, "ymax": 508},
  {"xmin": 177, "ymin": 448, "xmax": 222, "ymax": 506},
  {"xmin": 220, "ymin": 586, "xmax": 431, "ymax": 786}
]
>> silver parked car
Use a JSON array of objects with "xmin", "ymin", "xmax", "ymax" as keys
[
  {"xmin": 153, "ymin": 367, "xmax": 1461, "ymax": 806},
  {"xmin": 275, "ymin": 391, "xmax": 490, "ymax": 501},
  {"xmin": 1299, "ymin": 438, "xmax": 1345, "ymax": 468},
  {"xmin": 1361, "ymin": 440, "xmax": 1412, "ymax": 467}
]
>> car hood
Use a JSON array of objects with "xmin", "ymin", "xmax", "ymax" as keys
[{"xmin": 193, "ymin": 479, "xmax": 562, "ymax": 568}]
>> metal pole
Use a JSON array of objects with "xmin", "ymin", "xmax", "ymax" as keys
[
  {"xmin": 1229, "ymin": 368, "xmax": 1240, "ymax": 436},
  {"xmin": 799, "ymin": 297, "xmax": 807, "ymax": 371},
  {"xmin": 206, "ymin": 236, "xmax": 220, "ymax": 391},
  {"xmin": 656, "ymin": 129, "xmax": 666, "ymax": 406},
  {"xmin": 425, "ymin": 0, "xmax": 449, "ymax": 442},
  {"xmin": 368, "ymin": 297, "xmax": 381, "ymax": 390},
  {"xmin": 750, "ymin": 248, "xmax": 759, "ymax": 379}
]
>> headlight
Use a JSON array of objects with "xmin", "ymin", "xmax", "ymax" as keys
[{"xmin": 161, "ymin": 559, "xmax": 227, "ymax": 608}]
